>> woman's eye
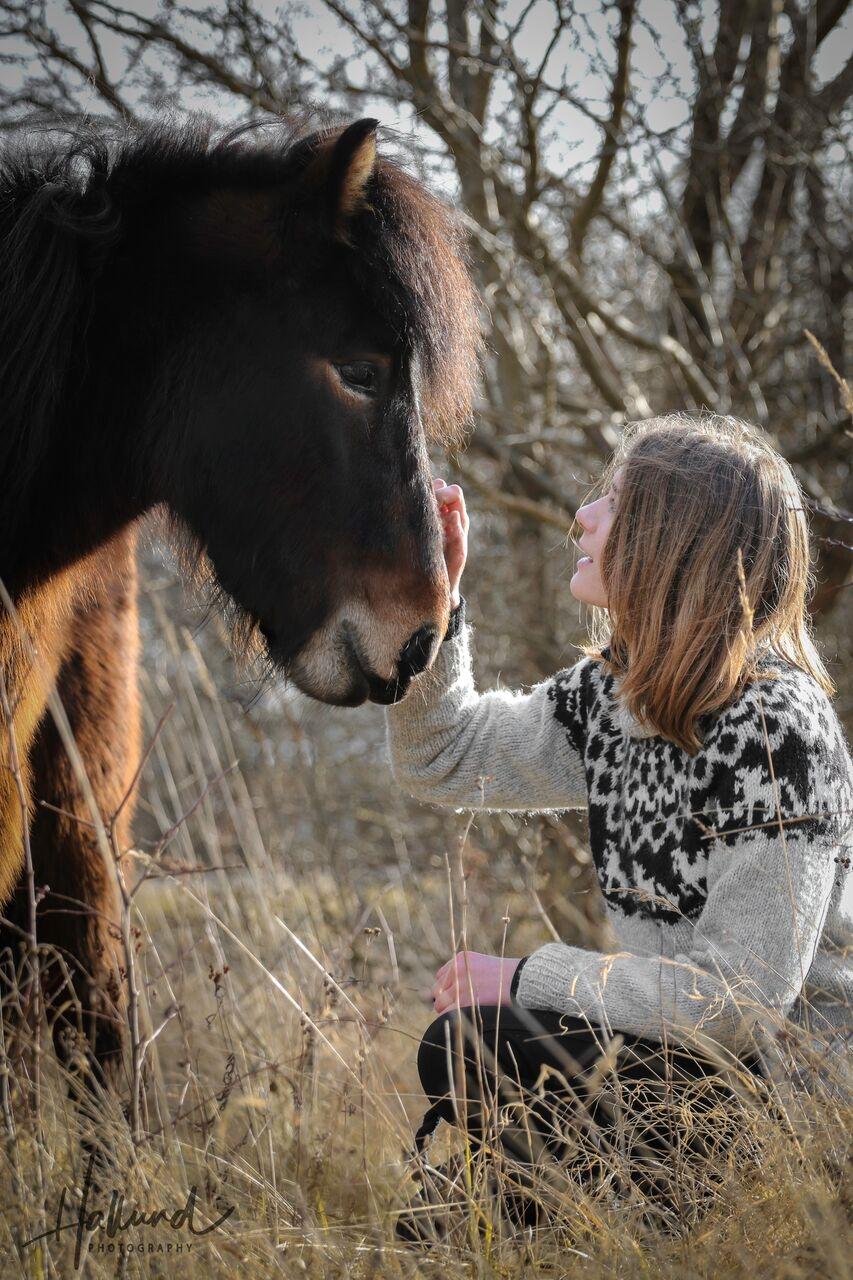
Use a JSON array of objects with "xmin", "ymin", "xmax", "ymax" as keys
[{"xmin": 336, "ymin": 362, "xmax": 378, "ymax": 395}]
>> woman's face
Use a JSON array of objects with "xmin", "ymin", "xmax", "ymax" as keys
[{"xmin": 570, "ymin": 465, "xmax": 625, "ymax": 608}]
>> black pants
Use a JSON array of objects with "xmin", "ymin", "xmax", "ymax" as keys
[{"xmin": 416, "ymin": 1005, "xmax": 766, "ymax": 1210}]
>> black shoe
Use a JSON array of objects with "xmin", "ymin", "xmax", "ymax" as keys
[
  {"xmin": 394, "ymin": 1152, "xmax": 556, "ymax": 1245},
  {"xmin": 394, "ymin": 1156, "xmax": 470, "ymax": 1245}
]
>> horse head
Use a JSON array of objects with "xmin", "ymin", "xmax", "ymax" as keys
[
  {"xmin": 0, "ymin": 117, "xmax": 482, "ymax": 706},
  {"xmin": 158, "ymin": 119, "xmax": 481, "ymax": 705}
]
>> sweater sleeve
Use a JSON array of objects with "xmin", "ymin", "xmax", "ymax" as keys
[
  {"xmin": 384, "ymin": 613, "xmax": 590, "ymax": 813},
  {"xmin": 515, "ymin": 695, "xmax": 853, "ymax": 1055}
]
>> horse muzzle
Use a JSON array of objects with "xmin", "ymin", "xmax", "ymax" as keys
[
  {"xmin": 279, "ymin": 613, "xmax": 443, "ymax": 707},
  {"xmin": 342, "ymin": 621, "xmax": 440, "ymax": 705}
]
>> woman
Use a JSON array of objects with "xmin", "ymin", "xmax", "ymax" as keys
[{"xmin": 385, "ymin": 412, "xmax": 853, "ymax": 1237}]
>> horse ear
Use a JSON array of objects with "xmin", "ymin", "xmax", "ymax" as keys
[{"xmin": 304, "ymin": 118, "xmax": 379, "ymax": 243}]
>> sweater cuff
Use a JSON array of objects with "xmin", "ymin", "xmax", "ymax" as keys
[
  {"xmin": 509, "ymin": 956, "xmax": 529, "ymax": 1005},
  {"xmin": 442, "ymin": 595, "xmax": 466, "ymax": 643}
]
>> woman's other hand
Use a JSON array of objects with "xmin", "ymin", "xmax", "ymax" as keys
[
  {"xmin": 431, "ymin": 950, "xmax": 521, "ymax": 1014},
  {"xmin": 433, "ymin": 478, "xmax": 468, "ymax": 609}
]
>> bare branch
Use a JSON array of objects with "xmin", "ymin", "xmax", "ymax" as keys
[{"xmin": 570, "ymin": 0, "xmax": 635, "ymax": 254}]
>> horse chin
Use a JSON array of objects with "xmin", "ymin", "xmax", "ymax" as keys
[
  {"xmin": 299, "ymin": 677, "xmax": 372, "ymax": 708},
  {"xmin": 274, "ymin": 625, "xmax": 414, "ymax": 708},
  {"xmin": 283, "ymin": 654, "xmax": 412, "ymax": 708},
  {"xmin": 298, "ymin": 674, "xmax": 412, "ymax": 707},
  {"xmin": 281, "ymin": 662, "xmax": 370, "ymax": 708}
]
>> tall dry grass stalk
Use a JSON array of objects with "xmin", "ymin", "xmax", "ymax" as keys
[{"xmin": 0, "ymin": 569, "xmax": 850, "ymax": 1279}]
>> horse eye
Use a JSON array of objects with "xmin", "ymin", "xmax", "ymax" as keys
[{"xmin": 336, "ymin": 361, "xmax": 378, "ymax": 395}]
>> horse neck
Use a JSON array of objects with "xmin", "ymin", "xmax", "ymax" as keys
[
  {"xmin": 0, "ymin": 389, "xmax": 149, "ymax": 600},
  {"xmin": 0, "ymin": 161, "xmax": 162, "ymax": 600}
]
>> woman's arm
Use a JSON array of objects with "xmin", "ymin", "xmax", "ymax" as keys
[
  {"xmin": 385, "ymin": 603, "xmax": 592, "ymax": 813},
  {"xmin": 386, "ymin": 478, "xmax": 592, "ymax": 813}
]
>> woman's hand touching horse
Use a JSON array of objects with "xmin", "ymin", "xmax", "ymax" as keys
[
  {"xmin": 431, "ymin": 950, "xmax": 522, "ymax": 1015},
  {"xmin": 433, "ymin": 479, "xmax": 468, "ymax": 609}
]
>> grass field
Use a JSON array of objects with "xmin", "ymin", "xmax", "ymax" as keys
[{"xmin": 1, "ymin": 547, "xmax": 851, "ymax": 1278}]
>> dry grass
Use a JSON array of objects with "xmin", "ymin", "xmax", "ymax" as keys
[{"xmin": 0, "ymin": 547, "xmax": 851, "ymax": 1279}]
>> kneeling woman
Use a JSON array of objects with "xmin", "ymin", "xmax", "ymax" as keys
[{"xmin": 385, "ymin": 412, "xmax": 853, "ymax": 1232}]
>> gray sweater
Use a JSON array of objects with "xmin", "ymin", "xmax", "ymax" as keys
[{"xmin": 385, "ymin": 601, "xmax": 853, "ymax": 1081}]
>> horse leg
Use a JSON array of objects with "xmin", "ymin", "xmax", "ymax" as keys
[{"xmin": 1, "ymin": 532, "xmax": 140, "ymax": 1117}]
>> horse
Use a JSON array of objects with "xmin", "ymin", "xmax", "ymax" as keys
[{"xmin": 0, "ymin": 114, "xmax": 481, "ymax": 1111}]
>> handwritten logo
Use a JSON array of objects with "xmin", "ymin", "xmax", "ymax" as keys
[{"xmin": 23, "ymin": 1152, "xmax": 236, "ymax": 1268}]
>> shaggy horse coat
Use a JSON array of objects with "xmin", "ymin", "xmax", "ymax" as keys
[{"xmin": 0, "ymin": 115, "xmax": 480, "ymax": 1097}]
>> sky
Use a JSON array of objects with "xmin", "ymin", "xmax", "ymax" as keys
[{"xmin": 5, "ymin": 0, "xmax": 851, "ymax": 198}]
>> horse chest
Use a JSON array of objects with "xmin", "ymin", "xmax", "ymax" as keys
[{"xmin": 0, "ymin": 564, "xmax": 93, "ymax": 902}]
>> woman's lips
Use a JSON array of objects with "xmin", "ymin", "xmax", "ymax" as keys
[{"xmin": 578, "ymin": 556, "xmax": 593, "ymax": 565}]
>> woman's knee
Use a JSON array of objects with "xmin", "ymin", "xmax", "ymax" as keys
[
  {"xmin": 417, "ymin": 1005, "xmax": 513, "ymax": 1103},
  {"xmin": 417, "ymin": 1011, "xmax": 463, "ymax": 1102}
]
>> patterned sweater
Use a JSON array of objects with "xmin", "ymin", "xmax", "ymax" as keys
[{"xmin": 385, "ymin": 600, "xmax": 853, "ymax": 1077}]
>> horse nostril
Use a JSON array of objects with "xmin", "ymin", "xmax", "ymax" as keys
[{"xmin": 398, "ymin": 625, "xmax": 438, "ymax": 679}]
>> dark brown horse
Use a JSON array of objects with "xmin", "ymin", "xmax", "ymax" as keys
[{"xmin": 0, "ymin": 115, "xmax": 480, "ymax": 1101}]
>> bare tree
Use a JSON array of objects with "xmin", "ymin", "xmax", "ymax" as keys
[{"xmin": 0, "ymin": 0, "xmax": 851, "ymax": 646}]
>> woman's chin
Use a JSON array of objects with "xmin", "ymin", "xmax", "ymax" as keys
[{"xmin": 569, "ymin": 576, "xmax": 606, "ymax": 608}]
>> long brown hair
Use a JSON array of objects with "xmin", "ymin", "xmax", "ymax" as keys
[{"xmin": 574, "ymin": 412, "xmax": 834, "ymax": 755}]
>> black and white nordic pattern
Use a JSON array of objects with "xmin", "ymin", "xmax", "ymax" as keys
[{"xmin": 548, "ymin": 648, "xmax": 852, "ymax": 924}]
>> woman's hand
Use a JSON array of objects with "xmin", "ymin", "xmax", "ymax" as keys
[
  {"xmin": 431, "ymin": 950, "xmax": 522, "ymax": 1015},
  {"xmin": 433, "ymin": 478, "xmax": 468, "ymax": 609}
]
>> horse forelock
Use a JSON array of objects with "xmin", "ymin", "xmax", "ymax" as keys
[
  {"xmin": 186, "ymin": 120, "xmax": 485, "ymax": 448},
  {"xmin": 109, "ymin": 115, "xmax": 484, "ymax": 447},
  {"xmin": 347, "ymin": 159, "xmax": 483, "ymax": 450}
]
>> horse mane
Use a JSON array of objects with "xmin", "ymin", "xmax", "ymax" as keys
[
  {"xmin": 0, "ymin": 129, "xmax": 120, "ymax": 491},
  {"xmin": 0, "ymin": 113, "xmax": 482, "ymax": 492}
]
